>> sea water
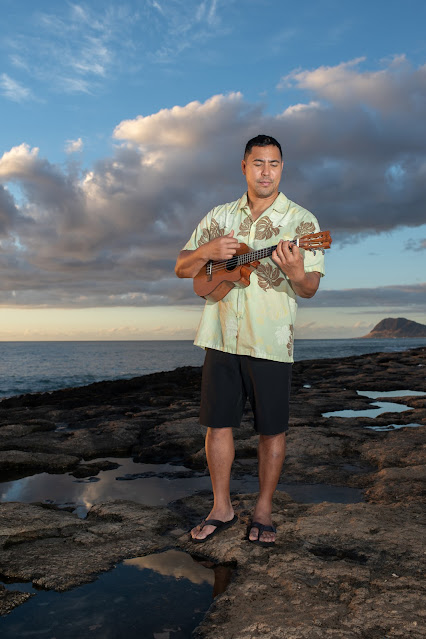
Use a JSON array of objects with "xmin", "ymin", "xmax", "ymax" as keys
[{"xmin": 0, "ymin": 338, "xmax": 425, "ymax": 399}]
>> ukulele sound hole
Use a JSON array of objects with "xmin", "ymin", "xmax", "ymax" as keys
[{"xmin": 225, "ymin": 257, "xmax": 238, "ymax": 271}]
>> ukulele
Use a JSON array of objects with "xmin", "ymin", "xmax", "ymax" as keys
[{"xmin": 193, "ymin": 230, "xmax": 332, "ymax": 302}]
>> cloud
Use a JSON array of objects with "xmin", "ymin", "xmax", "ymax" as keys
[
  {"xmin": 65, "ymin": 138, "xmax": 84, "ymax": 154},
  {"xmin": 3, "ymin": 4, "xmax": 135, "ymax": 96},
  {"xmin": 0, "ymin": 73, "xmax": 33, "ymax": 102},
  {"xmin": 299, "ymin": 283, "xmax": 426, "ymax": 309},
  {"xmin": 0, "ymin": 57, "xmax": 425, "ymax": 309},
  {"xmin": 2, "ymin": 2, "xmax": 234, "ymax": 97},
  {"xmin": 405, "ymin": 238, "xmax": 426, "ymax": 251},
  {"xmin": 113, "ymin": 92, "xmax": 249, "ymax": 147}
]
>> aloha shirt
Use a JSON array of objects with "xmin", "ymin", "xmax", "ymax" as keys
[{"xmin": 183, "ymin": 192, "xmax": 325, "ymax": 363}]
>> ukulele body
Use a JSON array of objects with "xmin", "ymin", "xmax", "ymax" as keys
[{"xmin": 193, "ymin": 243, "xmax": 260, "ymax": 302}]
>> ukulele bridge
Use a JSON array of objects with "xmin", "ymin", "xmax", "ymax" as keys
[{"xmin": 206, "ymin": 261, "xmax": 213, "ymax": 281}]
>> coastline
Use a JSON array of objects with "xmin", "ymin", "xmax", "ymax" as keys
[
  {"xmin": 1, "ymin": 337, "xmax": 426, "ymax": 401},
  {"xmin": 0, "ymin": 347, "xmax": 425, "ymax": 637}
]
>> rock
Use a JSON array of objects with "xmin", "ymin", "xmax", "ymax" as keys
[
  {"xmin": 0, "ymin": 348, "xmax": 425, "ymax": 637},
  {"xmin": 176, "ymin": 493, "xmax": 425, "ymax": 639},
  {"xmin": 0, "ymin": 500, "xmax": 182, "ymax": 592},
  {"xmin": 70, "ymin": 459, "xmax": 120, "ymax": 478},
  {"xmin": 0, "ymin": 450, "xmax": 79, "ymax": 474},
  {"xmin": 0, "ymin": 585, "xmax": 33, "ymax": 616},
  {"xmin": 361, "ymin": 317, "xmax": 426, "ymax": 338}
]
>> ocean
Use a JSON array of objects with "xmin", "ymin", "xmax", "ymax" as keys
[{"xmin": 0, "ymin": 338, "xmax": 425, "ymax": 400}]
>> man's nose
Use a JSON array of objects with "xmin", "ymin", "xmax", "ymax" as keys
[{"xmin": 261, "ymin": 164, "xmax": 270, "ymax": 175}]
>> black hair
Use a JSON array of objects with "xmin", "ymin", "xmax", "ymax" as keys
[{"xmin": 244, "ymin": 134, "xmax": 282, "ymax": 159}]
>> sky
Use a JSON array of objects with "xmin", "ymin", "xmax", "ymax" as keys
[{"xmin": 0, "ymin": 0, "xmax": 425, "ymax": 341}]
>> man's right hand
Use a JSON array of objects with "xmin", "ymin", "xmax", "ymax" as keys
[
  {"xmin": 202, "ymin": 230, "xmax": 240, "ymax": 261},
  {"xmin": 175, "ymin": 230, "xmax": 240, "ymax": 279}
]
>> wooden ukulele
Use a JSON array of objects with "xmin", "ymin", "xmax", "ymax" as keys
[{"xmin": 193, "ymin": 230, "xmax": 332, "ymax": 302}]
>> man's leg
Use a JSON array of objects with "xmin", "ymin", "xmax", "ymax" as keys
[
  {"xmin": 249, "ymin": 432, "xmax": 286, "ymax": 543},
  {"xmin": 191, "ymin": 426, "xmax": 235, "ymax": 540}
]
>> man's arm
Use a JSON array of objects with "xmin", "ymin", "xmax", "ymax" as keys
[
  {"xmin": 175, "ymin": 230, "xmax": 240, "ymax": 279},
  {"xmin": 272, "ymin": 240, "xmax": 321, "ymax": 298}
]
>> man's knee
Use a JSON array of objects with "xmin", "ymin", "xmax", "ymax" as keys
[
  {"xmin": 258, "ymin": 432, "xmax": 286, "ymax": 455},
  {"xmin": 206, "ymin": 426, "xmax": 233, "ymax": 440},
  {"xmin": 259, "ymin": 432, "xmax": 286, "ymax": 444}
]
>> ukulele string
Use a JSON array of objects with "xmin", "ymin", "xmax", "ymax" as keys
[
  {"xmin": 205, "ymin": 240, "xmax": 325, "ymax": 274},
  {"xmin": 207, "ymin": 246, "xmax": 277, "ymax": 273}
]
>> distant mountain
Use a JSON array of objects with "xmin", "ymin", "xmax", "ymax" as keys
[{"xmin": 361, "ymin": 317, "xmax": 426, "ymax": 339}]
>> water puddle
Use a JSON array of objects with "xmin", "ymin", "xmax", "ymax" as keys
[
  {"xmin": 322, "ymin": 389, "xmax": 423, "ymax": 419},
  {"xmin": 0, "ymin": 459, "xmax": 211, "ymax": 517},
  {"xmin": 357, "ymin": 390, "xmax": 426, "ymax": 399},
  {"xmin": 365, "ymin": 423, "xmax": 422, "ymax": 432},
  {"xmin": 0, "ymin": 457, "xmax": 364, "ymax": 517},
  {"xmin": 0, "ymin": 550, "xmax": 231, "ymax": 638},
  {"xmin": 323, "ymin": 402, "xmax": 411, "ymax": 419}
]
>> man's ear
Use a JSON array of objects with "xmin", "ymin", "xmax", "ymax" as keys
[{"xmin": 241, "ymin": 159, "xmax": 246, "ymax": 175}]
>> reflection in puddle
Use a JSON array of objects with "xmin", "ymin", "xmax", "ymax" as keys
[
  {"xmin": 0, "ymin": 457, "xmax": 364, "ymax": 517},
  {"xmin": 1, "ymin": 550, "xmax": 230, "ymax": 639},
  {"xmin": 0, "ymin": 459, "xmax": 213, "ymax": 517},
  {"xmin": 124, "ymin": 550, "xmax": 214, "ymax": 587}
]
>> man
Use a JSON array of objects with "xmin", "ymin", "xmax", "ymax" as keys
[{"xmin": 175, "ymin": 135, "xmax": 324, "ymax": 546}]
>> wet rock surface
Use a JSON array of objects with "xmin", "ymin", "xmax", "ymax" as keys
[{"xmin": 0, "ymin": 347, "xmax": 425, "ymax": 637}]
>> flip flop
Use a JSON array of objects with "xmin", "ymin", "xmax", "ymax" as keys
[
  {"xmin": 191, "ymin": 515, "xmax": 238, "ymax": 543},
  {"xmin": 248, "ymin": 521, "xmax": 276, "ymax": 547}
]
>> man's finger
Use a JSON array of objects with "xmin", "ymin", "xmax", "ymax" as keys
[{"xmin": 282, "ymin": 240, "xmax": 295, "ymax": 258}]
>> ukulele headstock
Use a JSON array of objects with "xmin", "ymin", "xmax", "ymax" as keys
[{"xmin": 292, "ymin": 230, "xmax": 332, "ymax": 254}]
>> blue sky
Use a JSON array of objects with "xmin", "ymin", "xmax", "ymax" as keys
[{"xmin": 0, "ymin": 0, "xmax": 425, "ymax": 340}]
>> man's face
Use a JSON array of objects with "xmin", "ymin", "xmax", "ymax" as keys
[{"xmin": 241, "ymin": 145, "xmax": 283, "ymax": 199}]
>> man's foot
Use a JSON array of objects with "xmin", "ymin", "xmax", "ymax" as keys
[
  {"xmin": 190, "ymin": 509, "xmax": 236, "ymax": 542},
  {"xmin": 248, "ymin": 507, "xmax": 276, "ymax": 546},
  {"xmin": 248, "ymin": 521, "xmax": 276, "ymax": 547}
]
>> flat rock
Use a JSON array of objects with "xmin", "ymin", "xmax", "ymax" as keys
[
  {"xmin": 0, "ymin": 347, "xmax": 425, "ymax": 636},
  {"xmin": 176, "ymin": 493, "xmax": 425, "ymax": 639},
  {"xmin": 0, "ymin": 500, "xmax": 182, "ymax": 598}
]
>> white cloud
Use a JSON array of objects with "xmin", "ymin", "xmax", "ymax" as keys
[
  {"xmin": 113, "ymin": 92, "xmax": 245, "ymax": 147},
  {"xmin": 2, "ymin": 2, "xmax": 234, "ymax": 97},
  {"xmin": 65, "ymin": 138, "xmax": 84, "ymax": 154},
  {"xmin": 0, "ymin": 144, "xmax": 41, "ymax": 179},
  {"xmin": 278, "ymin": 55, "xmax": 426, "ymax": 115},
  {"xmin": 0, "ymin": 73, "xmax": 33, "ymax": 102}
]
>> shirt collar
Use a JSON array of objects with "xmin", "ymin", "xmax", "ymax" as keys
[{"xmin": 237, "ymin": 191, "xmax": 289, "ymax": 217}]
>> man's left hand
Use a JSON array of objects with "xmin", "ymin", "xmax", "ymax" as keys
[
  {"xmin": 272, "ymin": 240, "xmax": 320, "ymax": 298},
  {"xmin": 272, "ymin": 240, "xmax": 305, "ymax": 284}
]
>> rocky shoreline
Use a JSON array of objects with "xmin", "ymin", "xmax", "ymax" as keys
[{"xmin": 0, "ymin": 347, "xmax": 425, "ymax": 637}]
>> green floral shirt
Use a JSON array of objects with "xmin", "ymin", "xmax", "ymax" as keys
[{"xmin": 184, "ymin": 192, "xmax": 325, "ymax": 363}]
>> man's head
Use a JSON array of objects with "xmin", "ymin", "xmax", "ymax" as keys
[
  {"xmin": 244, "ymin": 135, "xmax": 282, "ymax": 160},
  {"xmin": 242, "ymin": 134, "xmax": 283, "ymax": 200}
]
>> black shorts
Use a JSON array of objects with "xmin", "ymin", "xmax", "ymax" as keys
[{"xmin": 200, "ymin": 349, "xmax": 292, "ymax": 435}]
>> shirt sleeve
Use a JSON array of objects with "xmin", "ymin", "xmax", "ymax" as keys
[{"xmin": 182, "ymin": 209, "xmax": 214, "ymax": 251}]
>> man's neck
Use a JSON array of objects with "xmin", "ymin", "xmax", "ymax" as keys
[{"xmin": 247, "ymin": 191, "xmax": 279, "ymax": 221}]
